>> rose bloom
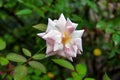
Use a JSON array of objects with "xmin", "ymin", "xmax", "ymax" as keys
[{"xmin": 37, "ymin": 14, "xmax": 84, "ymax": 61}]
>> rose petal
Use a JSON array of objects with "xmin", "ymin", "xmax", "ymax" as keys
[
  {"xmin": 46, "ymin": 18, "xmax": 57, "ymax": 32},
  {"xmin": 65, "ymin": 47, "xmax": 77, "ymax": 57},
  {"xmin": 53, "ymin": 42, "xmax": 63, "ymax": 51},
  {"xmin": 42, "ymin": 30, "xmax": 62, "ymax": 43},
  {"xmin": 66, "ymin": 18, "xmax": 77, "ymax": 34},
  {"xmin": 72, "ymin": 30, "xmax": 84, "ymax": 38},
  {"xmin": 56, "ymin": 14, "xmax": 66, "ymax": 32},
  {"xmin": 67, "ymin": 57, "xmax": 73, "ymax": 61},
  {"xmin": 46, "ymin": 42, "xmax": 53, "ymax": 54},
  {"xmin": 37, "ymin": 33, "xmax": 46, "ymax": 37},
  {"xmin": 57, "ymin": 50, "xmax": 66, "ymax": 57},
  {"xmin": 46, "ymin": 52, "xmax": 56, "ymax": 57},
  {"xmin": 74, "ymin": 38, "xmax": 83, "ymax": 51}
]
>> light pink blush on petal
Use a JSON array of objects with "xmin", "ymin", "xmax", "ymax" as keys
[
  {"xmin": 56, "ymin": 14, "xmax": 66, "ymax": 32},
  {"xmin": 46, "ymin": 18, "xmax": 57, "ymax": 32},
  {"xmin": 46, "ymin": 42, "xmax": 53, "ymax": 54},
  {"xmin": 53, "ymin": 42, "xmax": 63, "ymax": 51},
  {"xmin": 66, "ymin": 19, "xmax": 77, "ymax": 34}
]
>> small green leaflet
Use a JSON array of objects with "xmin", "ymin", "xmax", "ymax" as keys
[
  {"xmin": 52, "ymin": 59, "xmax": 74, "ymax": 70},
  {"xmin": 0, "ymin": 38, "xmax": 6, "ymax": 50},
  {"xmin": 33, "ymin": 54, "xmax": 45, "ymax": 60},
  {"xmin": 32, "ymin": 24, "xmax": 47, "ymax": 31},
  {"xmin": 84, "ymin": 78, "xmax": 95, "ymax": 80},
  {"xmin": 103, "ymin": 73, "xmax": 111, "ymax": 80},
  {"xmin": 16, "ymin": 9, "xmax": 32, "ymax": 15},
  {"xmin": 76, "ymin": 63, "xmax": 87, "ymax": 77},
  {"xmin": 28, "ymin": 61, "xmax": 46, "ymax": 73},
  {"xmin": 0, "ymin": 57, "xmax": 9, "ymax": 66},
  {"xmin": 14, "ymin": 65, "xmax": 28, "ymax": 80},
  {"xmin": 112, "ymin": 34, "xmax": 120, "ymax": 45},
  {"xmin": 6, "ymin": 53, "xmax": 27, "ymax": 62},
  {"xmin": 72, "ymin": 72, "xmax": 82, "ymax": 80},
  {"xmin": 22, "ymin": 48, "xmax": 31, "ymax": 57}
]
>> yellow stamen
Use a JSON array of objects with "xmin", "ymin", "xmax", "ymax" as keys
[{"xmin": 62, "ymin": 31, "xmax": 71, "ymax": 45}]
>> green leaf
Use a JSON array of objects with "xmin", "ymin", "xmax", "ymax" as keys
[
  {"xmin": 66, "ymin": 78, "xmax": 73, "ymax": 80},
  {"xmin": 0, "ymin": 57, "xmax": 9, "ymax": 66},
  {"xmin": 32, "ymin": 24, "xmax": 47, "ymax": 31},
  {"xmin": 96, "ymin": 21, "xmax": 106, "ymax": 30},
  {"xmin": 16, "ymin": 9, "xmax": 32, "ymax": 15},
  {"xmin": 28, "ymin": 61, "xmax": 46, "ymax": 73},
  {"xmin": 112, "ymin": 34, "xmax": 120, "ymax": 45},
  {"xmin": 18, "ymin": 1, "xmax": 44, "ymax": 17},
  {"xmin": 22, "ymin": 48, "xmax": 31, "ymax": 57},
  {"xmin": 0, "ymin": 0, "xmax": 3, "ymax": 7},
  {"xmin": 103, "ymin": 73, "xmax": 111, "ymax": 80},
  {"xmin": 6, "ymin": 53, "xmax": 27, "ymax": 62},
  {"xmin": 33, "ymin": 54, "xmax": 45, "ymax": 60},
  {"xmin": 105, "ymin": 27, "xmax": 114, "ymax": 34},
  {"xmin": 76, "ymin": 63, "xmax": 87, "ymax": 77},
  {"xmin": 14, "ymin": 65, "xmax": 27, "ymax": 80},
  {"xmin": 52, "ymin": 59, "xmax": 74, "ymax": 70},
  {"xmin": 0, "ymin": 38, "xmax": 6, "ymax": 50},
  {"xmin": 84, "ymin": 78, "xmax": 95, "ymax": 80},
  {"xmin": 72, "ymin": 72, "xmax": 82, "ymax": 80}
]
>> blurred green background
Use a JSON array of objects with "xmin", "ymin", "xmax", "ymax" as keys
[{"xmin": 0, "ymin": 0, "xmax": 120, "ymax": 80}]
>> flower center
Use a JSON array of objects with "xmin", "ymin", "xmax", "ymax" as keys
[{"xmin": 62, "ymin": 31, "xmax": 71, "ymax": 45}]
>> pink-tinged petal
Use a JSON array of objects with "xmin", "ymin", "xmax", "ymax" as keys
[
  {"xmin": 67, "ymin": 57, "xmax": 73, "ymax": 61},
  {"xmin": 65, "ymin": 47, "xmax": 77, "ymax": 57},
  {"xmin": 46, "ymin": 42, "xmax": 53, "ymax": 54},
  {"xmin": 46, "ymin": 52, "xmax": 56, "ymax": 57},
  {"xmin": 74, "ymin": 38, "xmax": 83, "ymax": 51},
  {"xmin": 72, "ymin": 30, "xmax": 84, "ymax": 38},
  {"xmin": 66, "ymin": 18, "xmax": 77, "ymax": 34},
  {"xmin": 66, "ymin": 18, "xmax": 73, "ymax": 26},
  {"xmin": 42, "ymin": 30, "xmax": 62, "ymax": 43},
  {"xmin": 37, "ymin": 33, "xmax": 46, "ymax": 37},
  {"xmin": 45, "ymin": 38, "xmax": 54, "ymax": 45},
  {"xmin": 56, "ymin": 50, "xmax": 66, "ymax": 57},
  {"xmin": 77, "ymin": 50, "xmax": 81, "ymax": 54},
  {"xmin": 64, "ymin": 43, "xmax": 77, "ymax": 57},
  {"xmin": 66, "ymin": 18, "xmax": 78, "ymax": 28},
  {"xmin": 53, "ymin": 42, "xmax": 63, "ymax": 51},
  {"xmin": 72, "ymin": 45, "xmax": 78, "ymax": 53},
  {"xmin": 65, "ymin": 47, "xmax": 70, "ymax": 54},
  {"xmin": 72, "ymin": 23, "xmax": 78, "ymax": 28},
  {"xmin": 56, "ymin": 14, "xmax": 66, "ymax": 32},
  {"xmin": 46, "ymin": 18, "xmax": 57, "ymax": 32},
  {"xmin": 53, "ymin": 20, "xmax": 57, "ymax": 23}
]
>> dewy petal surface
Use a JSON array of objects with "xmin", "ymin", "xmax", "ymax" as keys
[{"xmin": 37, "ymin": 13, "xmax": 84, "ymax": 61}]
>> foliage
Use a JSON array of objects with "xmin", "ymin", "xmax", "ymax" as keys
[{"xmin": 0, "ymin": 0, "xmax": 120, "ymax": 80}]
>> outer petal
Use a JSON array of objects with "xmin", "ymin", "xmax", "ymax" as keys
[
  {"xmin": 46, "ymin": 42, "xmax": 53, "ymax": 54},
  {"xmin": 56, "ymin": 14, "xmax": 66, "ymax": 32},
  {"xmin": 66, "ymin": 18, "xmax": 77, "ymax": 34},
  {"xmin": 72, "ymin": 30, "xmax": 84, "ymax": 38},
  {"xmin": 53, "ymin": 42, "xmax": 63, "ymax": 51},
  {"xmin": 65, "ymin": 46, "xmax": 77, "ymax": 57},
  {"xmin": 46, "ymin": 18, "xmax": 57, "ymax": 32},
  {"xmin": 46, "ymin": 52, "xmax": 56, "ymax": 57},
  {"xmin": 67, "ymin": 57, "xmax": 73, "ymax": 62},
  {"xmin": 74, "ymin": 38, "xmax": 83, "ymax": 52},
  {"xmin": 42, "ymin": 30, "xmax": 62, "ymax": 43},
  {"xmin": 65, "ymin": 43, "xmax": 77, "ymax": 57},
  {"xmin": 56, "ymin": 50, "xmax": 66, "ymax": 58},
  {"xmin": 37, "ymin": 33, "xmax": 46, "ymax": 37}
]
